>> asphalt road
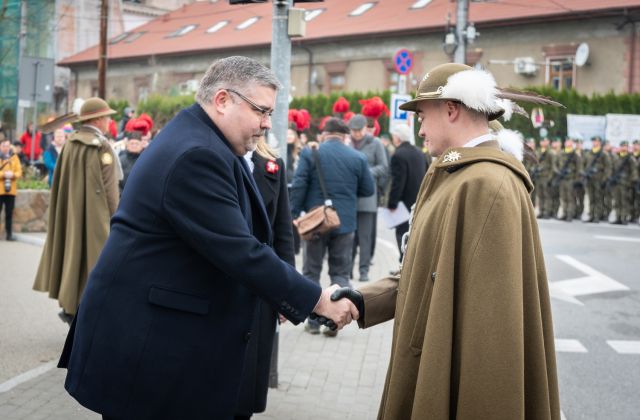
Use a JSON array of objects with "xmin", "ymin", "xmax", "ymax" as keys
[{"xmin": 0, "ymin": 219, "xmax": 638, "ymax": 419}]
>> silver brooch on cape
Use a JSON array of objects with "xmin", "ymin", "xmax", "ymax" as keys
[{"xmin": 443, "ymin": 151, "xmax": 461, "ymax": 163}]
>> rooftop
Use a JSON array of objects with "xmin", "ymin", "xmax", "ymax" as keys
[{"xmin": 59, "ymin": 0, "xmax": 640, "ymax": 66}]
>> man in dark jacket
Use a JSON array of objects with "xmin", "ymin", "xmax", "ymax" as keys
[
  {"xmin": 118, "ymin": 131, "xmax": 143, "ymax": 194},
  {"xmin": 57, "ymin": 56, "xmax": 358, "ymax": 420},
  {"xmin": 290, "ymin": 118, "xmax": 374, "ymax": 336},
  {"xmin": 387, "ymin": 124, "xmax": 426, "ymax": 260}
]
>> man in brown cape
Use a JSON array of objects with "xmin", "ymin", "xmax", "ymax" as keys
[
  {"xmin": 331, "ymin": 63, "xmax": 561, "ymax": 420},
  {"xmin": 33, "ymin": 98, "xmax": 120, "ymax": 323}
]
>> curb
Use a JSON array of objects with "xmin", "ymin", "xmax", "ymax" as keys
[{"xmin": 14, "ymin": 233, "xmax": 45, "ymax": 247}]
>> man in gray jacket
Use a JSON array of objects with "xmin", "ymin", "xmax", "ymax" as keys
[{"xmin": 348, "ymin": 114, "xmax": 388, "ymax": 282}]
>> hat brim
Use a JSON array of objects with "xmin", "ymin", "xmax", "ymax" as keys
[
  {"xmin": 76, "ymin": 108, "xmax": 117, "ymax": 122},
  {"xmin": 399, "ymin": 97, "xmax": 504, "ymax": 121}
]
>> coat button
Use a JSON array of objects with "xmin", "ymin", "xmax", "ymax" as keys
[
  {"xmin": 244, "ymin": 332, "xmax": 251, "ymax": 342},
  {"xmin": 96, "ymin": 189, "xmax": 101, "ymax": 193},
  {"xmin": 431, "ymin": 272, "xmax": 437, "ymax": 281}
]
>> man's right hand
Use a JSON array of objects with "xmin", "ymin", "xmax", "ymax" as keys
[
  {"xmin": 311, "ymin": 284, "xmax": 359, "ymax": 330},
  {"xmin": 330, "ymin": 287, "xmax": 364, "ymax": 321}
]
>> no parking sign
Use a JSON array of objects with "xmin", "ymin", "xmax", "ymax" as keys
[{"xmin": 393, "ymin": 49, "xmax": 414, "ymax": 75}]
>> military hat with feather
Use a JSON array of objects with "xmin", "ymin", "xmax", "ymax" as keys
[{"xmin": 399, "ymin": 63, "xmax": 563, "ymax": 120}]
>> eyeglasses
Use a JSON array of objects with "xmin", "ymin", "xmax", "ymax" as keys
[{"xmin": 226, "ymin": 88, "xmax": 273, "ymax": 120}]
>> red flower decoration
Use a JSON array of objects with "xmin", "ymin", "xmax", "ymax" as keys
[{"xmin": 266, "ymin": 160, "xmax": 279, "ymax": 174}]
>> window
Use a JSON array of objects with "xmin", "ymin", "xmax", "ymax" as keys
[
  {"xmin": 237, "ymin": 17, "xmax": 260, "ymax": 30},
  {"xmin": 124, "ymin": 32, "xmax": 145, "ymax": 43},
  {"xmin": 166, "ymin": 24, "xmax": 197, "ymax": 38},
  {"xmin": 305, "ymin": 8, "xmax": 325, "ymax": 22},
  {"xmin": 110, "ymin": 32, "xmax": 130, "ymax": 45},
  {"xmin": 410, "ymin": 0, "xmax": 433, "ymax": 9},
  {"xmin": 206, "ymin": 20, "xmax": 229, "ymax": 34},
  {"xmin": 349, "ymin": 2, "xmax": 376, "ymax": 17},
  {"xmin": 329, "ymin": 73, "xmax": 345, "ymax": 93},
  {"xmin": 546, "ymin": 56, "xmax": 575, "ymax": 91}
]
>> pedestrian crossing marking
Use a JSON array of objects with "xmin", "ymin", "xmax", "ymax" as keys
[
  {"xmin": 549, "ymin": 255, "xmax": 629, "ymax": 305},
  {"xmin": 606, "ymin": 340, "xmax": 640, "ymax": 354},
  {"xmin": 555, "ymin": 339, "xmax": 588, "ymax": 353},
  {"xmin": 594, "ymin": 235, "xmax": 640, "ymax": 243}
]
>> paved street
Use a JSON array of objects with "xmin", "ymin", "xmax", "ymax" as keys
[{"xmin": 0, "ymin": 217, "xmax": 639, "ymax": 419}]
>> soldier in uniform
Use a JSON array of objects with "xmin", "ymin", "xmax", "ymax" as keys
[
  {"xmin": 583, "ymin": 136, "xmax": 611, "ymax": 223},
  {"xmin": 609, "ymin": 140, "xmax": 637, "ymax": 224},
  {"xmin": 603, "ymin": 141, "xmax": 616, "ymax": 220},
  {"xmin": 535, "ymin": 137, "xmax": 557, "ymax": 218},
  {"xmin": 556, "ymin": 137, "xmax": 582, "ymax": 221},
  {"xmin": 326, "ymin": 63, "xmax": 561, "ymax": 420},
  {"xmin": 573, "ymin": 138, "xmax": 586, "ymax": 219},
  {"xmin": 33, "ymin": 97, "xmax": 120, "ymax": 323},
  {"xmin": 550, "ymin": 137, "xmax": 562, "ymax": 218}
]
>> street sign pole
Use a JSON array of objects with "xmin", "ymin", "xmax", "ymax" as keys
[
  {"xmin": 30, "ymin": 60, "xmax": 40, "ymax": 164},
  {"xmin": 270, "ymin": 0, "xmax": 292, "ymax": 164}
]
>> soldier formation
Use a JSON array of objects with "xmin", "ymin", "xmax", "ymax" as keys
[{"xmin": 528, "ymin": 137, "xmax": 640, "ymax": 224}]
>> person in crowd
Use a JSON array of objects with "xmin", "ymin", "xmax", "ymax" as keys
[
  {"xmin": 550, "ymin": 137, "xmax": 563, "ymax": 218},
  {"xmin": 609, "ymin": 140, "xmax": 637, "ymax": 224},
  {"xmin": 43, "ymin": 128, "xmax": 67, "ymax": 187},
  {"xmin": 583, "ymin": 136, "xmax": 611, "ymax": 223},
  {"xmin": 290, "ymin": 117, "xmax": 374, "ymax": 336},
  {"xmin": 33, "ymin": 97, "xmax": 121, "ymax": 324},
  {"xmin": 20, "ymin": 122, "xmax": 43, "ymax": 162},
  {"xmin": 118, "ymin": 131, "xmax": 144, "ymax": 194},
  {"xmin": 347, "ymin": 114, "xmax": 388, "ymax": 282},
  {"xmin": 556, "ymin": 137, "xmax": 582, "ymax": 221},
  {"xmin": 574, "ymin": 138, "xmax": 586, "ymax": 218},
  {"xmin": 12, "ymin": 141, "xmax": 29, "ymax": 168},
  {"xmin": 286, "ymin": 126, "xmax": 303, "ymax": 254},
  {"xmin": 535, "ymin": 136, "xmax": 557, "ymax": 219},
  {"xmin": 236, "ymin": 135, "xmax": 294, "ymax": 419},
  {"xmin": 0, "ymin": 138, "xmax": 23, "ymax": 241},
  {"xmin": 330, "ymin": 63, "xmax": 560, "ymax": 420},
  {"xmin": 387, "ymin": 124, "xmax": 426, "ymax": 262},
  {"xmin": 118, "ymin": 107, "xmax": 135, "ymax": 136},
  {"xmin": 54, "ymin": 56, "xmax": 357, "ymax": 419}
]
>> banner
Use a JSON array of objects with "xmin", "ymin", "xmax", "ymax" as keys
[
  {"xmin": 566, "ymin": 114, "xmax": 606, "ymax": 148},
  {"xmin": 605, "ymin": 114, "xmax": 640, "ymax": 145}
]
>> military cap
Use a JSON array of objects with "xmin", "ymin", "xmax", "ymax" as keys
[
  {"xmin": 399, "ymin": 63, "xmax": 504, "ymax": 121},
  {"xmin": 633, "ymin": 139, "xmax": 639, "ymax": 145},
  {"xmin": 620, "ymin": 140, "xmax": 629, "ymax": 146},
  {"xmin": 76, "ymin": 97, "xmax": 116, "ymax": 122}
]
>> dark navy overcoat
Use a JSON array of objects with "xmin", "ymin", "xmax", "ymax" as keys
[{"xmin": 59, "ymin": 104, "xmax": 321, "ymax": 420}]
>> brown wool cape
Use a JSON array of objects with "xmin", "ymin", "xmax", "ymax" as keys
[
  {"xmin": 359, "ymin": 141, "xmax": 560, "ymax": 420},
  {"xmin": 33, "ymin": 127, "xmax": 119, "ymax": 315}
]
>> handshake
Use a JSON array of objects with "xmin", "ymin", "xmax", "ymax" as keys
[{"xmin": 309, "ymin": 285, "xmax": 364, "ymax": 331}]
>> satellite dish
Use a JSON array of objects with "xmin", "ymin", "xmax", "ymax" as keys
[{"xmin": 575, "ymin": 43, "xmax": 589, "ymax": 67}]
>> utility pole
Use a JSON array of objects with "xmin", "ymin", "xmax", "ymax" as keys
[
  {"xmin": 270, "ymin": 0, "xmax": 292, "ymax": 162},
  {"xmin": 16, "ymin": 0, "xmax": 27, "ymax": 134},
  {"xmin": 98, "ymin": 0, "xmax": 108, "ymax": 99},
  {"xmin": 454, "ymin": 0, "xmax": 468, "ymax": 64}
]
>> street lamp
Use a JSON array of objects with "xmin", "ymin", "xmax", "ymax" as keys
[{"xmin": 443, "ymin": 28, "xmax": 458, "ymax": 56}]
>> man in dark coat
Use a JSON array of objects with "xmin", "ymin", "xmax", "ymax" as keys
[
  {"xmin": 57, "ymin": 56, "xmax": 358, "ymax": 420},
  {"xmin": 387, "ymin": 124, "xmax": 426, "ymax": 261}
]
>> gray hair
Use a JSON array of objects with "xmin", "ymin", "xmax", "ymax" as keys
[
  {"xmin": 390, "ymin": 124, "xmax": 412, "ymax": 143},
  {"xmin": 196, "ymin": 56, "xmax": 282, "ymax": 106}
]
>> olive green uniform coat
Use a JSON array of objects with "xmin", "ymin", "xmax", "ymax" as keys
[
  {"xmin": 583, "ymin": 148, "xmax": 611, "ymax": 222},
  {"xmin": 535, "ymin": 148, "xmax": 557, "ymax": 218},
  {"xmin": 33, "ymin": 126, "xmax": 119, "ymax": 315},
  {"xmin": 358, "ymin": 141, "xmax": 560, "ymax": 420}
]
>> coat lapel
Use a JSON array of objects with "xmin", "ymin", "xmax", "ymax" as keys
[{"xmin": 251, "ymin": 154, "xmax": 278, "ymax": 206}]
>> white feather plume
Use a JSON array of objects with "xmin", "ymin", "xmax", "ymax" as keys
[
  {"xmin": 441, "ymin": 69, "xmax": 502, "ymax": 114},
  {"xmin": 496, "ymin": 99, "xmax": 514, "ymax": 121},
  {"xmin": 496, "ymin": 128, "xmax": 524, "ymax": 161}
]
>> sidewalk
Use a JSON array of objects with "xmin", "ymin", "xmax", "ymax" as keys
[{"xmin": 0, "ymin": 231, "xmax": 400, "ymax": 419}]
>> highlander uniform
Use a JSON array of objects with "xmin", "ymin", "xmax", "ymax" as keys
[{"xmin": 33, "ymin": 98, "xmax": 119, "ymax": 316}]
